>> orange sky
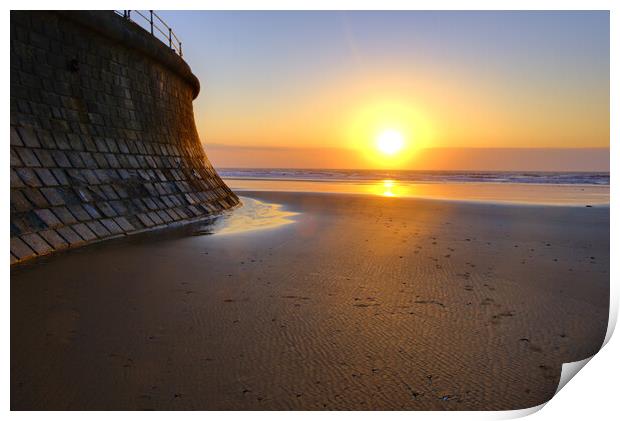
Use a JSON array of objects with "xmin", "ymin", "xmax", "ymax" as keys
[
  {"xmin": 166, "ymin": 11, "xmax": 610, "ymax": 170},
  {"xmin": 206, "ymin": 145, "xmax": 609, "ymax": 171},
  {"xmin": 197, "ymin": 70, "xmax": 610, "ymax": 153}
]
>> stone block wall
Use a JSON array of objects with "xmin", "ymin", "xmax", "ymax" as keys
[{"xmin": 10, "ymin": 11, "xmax": 239, "ymax": 264}]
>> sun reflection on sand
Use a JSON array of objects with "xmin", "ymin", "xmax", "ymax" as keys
[{"xmin": 211, "ymin": 197, "xmax": 298, "ymax": 235}]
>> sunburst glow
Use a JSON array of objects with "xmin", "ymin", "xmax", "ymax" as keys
[
  {"xmin": 346, "ymin": 100, "xmax": 434, "ymax": 169},
  {"xmin": 376, "ymin": 130, "xmax": 405, "ymax": 155}
]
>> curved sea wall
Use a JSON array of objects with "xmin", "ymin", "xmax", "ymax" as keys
[{"xmin": 10, "ymin": 11, "xmax": 239, "ymax": 264}]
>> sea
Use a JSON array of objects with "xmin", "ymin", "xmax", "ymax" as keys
[
  {"xmin": 218, "ymin": 169, "xmax": 610, "ymax": 206},
  {"xmin": 218, "ymin": 169, "xmax": 609, "ymax": 186}
]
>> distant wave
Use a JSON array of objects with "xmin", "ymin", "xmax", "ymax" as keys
[{"xmin": 218, "ymin": 169, "xmax": 609, "ymax": 186}]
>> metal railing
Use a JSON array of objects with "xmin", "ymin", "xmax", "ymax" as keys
[{"xmin": 115, "ymin": 10, "xmax": 183, "ymax": 57}]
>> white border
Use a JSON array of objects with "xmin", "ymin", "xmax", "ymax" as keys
[{"xmin": 3, "ymin": 1, "xmax": 617, "ymax": 420}]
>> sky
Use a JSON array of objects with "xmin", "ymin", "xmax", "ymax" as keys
[{"xmin": 159, "ymin": 11, "xmax": 609, "ymax": 170}]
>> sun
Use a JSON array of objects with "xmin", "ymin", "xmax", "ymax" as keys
[
  {"xmin": 347, "ymin": 100, "xmax": 434, "ymax": 168},
  {"xmin": 376, "ymin": 129, "xmax": 405, "ymax": 155}
]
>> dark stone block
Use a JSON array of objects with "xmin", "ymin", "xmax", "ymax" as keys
[
  {"xmin": 136, "ymin": 213, "xmax": 155, "ymax": 227},
  {"xmin": 72, "ymin": 223, "xmax": 97, "ymax": 241},
  {"xmin": 148, "ymin": 211, "xmax": 164, "ymax": 225},
  {"xmin": 11, "ymin": 237, "xmax": 35, "ymax": 259},
  {"xmin": 86, "ymin": 186, "xmax": 106, "ymax": 202},
  {"xmin": 67, "ymin": 205, "xmax": 91, "ymax": 222},
  {"xmin": 21, "ymin": 232, "xmax": 53, "ymax": 255},
  {"xmin": 34, "ymin": 168, "xmax": 60, "ymax": 186},
  {"xmin": 10, "ymin": 169, "xmax": 26, "ymax": 188},
  {"xmin": 105, "ymin": 138, "xmax": 120, "ymax": 153},
  {"xmin": 142, "ymin": 197, "xmax": 157, "ymax": 211},
  {"xmin": 113, "ymin": 216, "xmax": 134, "ymax": 232},
  {"xmin": 175, "ymin": 208, "xmax": 189, "ymax": 219},
  {"xmin": 157, "ymin": 210, "xmax": 173, "ymax": 223},
  {"xmin": 52, "ymin": 132, "xmax": 71, "ymax": 149},
  {"xmin": 10, "ymin": 220, "xmax": 23, "ymax": 237},
  {"xmin": 56, "ymin": 226, "xmax": 84, "ymax": 246},
  {"xmin": 19, "ymin": 210, "xmax": 49, "ymax": 232},
  {"xmin": 80, "ymin": 169, "xmax": 100, "ymax": 185},
  {"xmin": 67, "ymin": 133, "xmax": 85, "ymax": 151},
  {"xmin": 187, "ymin": 206, "xmax": 200, "ymax": 217},
  {"xmin": 94, "ymin": 137, "xmax": 109, "ymax": 152},
  {"xmin": 160, "ymin": 195, "xmax": 174, "ymax": 208},
  {"xmin": 51, "ymin": 150, "xmax": 72, "ymax": 167},
  {"xmin": 16, "ymin": 126, "xmax": 41, "ymax": 148},
  {"xmin": 108, "ymin": 200, "xmax": 128, "ymax": 215},
  {"xmin": 79, "ymin": 152, "xmax": 97, "ymax": 167},
  {"xmin": 96, "ymin": 201, "xmax": 117, "ymax": 218},
  {"xmin": 65, "ymin": 169, "xmax": 87, "ymax": 183},
  {"xmin": 33, "ymin": 149, "xmax": 56, "ymax": 167},
  {"xmin": 22, "ymin": 188, "xmax": 50, "ymax": 209},
  {"xmin": 99, "ymin": 184, "xmax": 120, "ymax": 200},
  {"xmin": 100, "ymin": 218, "xmax": 124, "ymax": 235},
  {"xmin": 10, "ymin": 148, "xmax": 23, "ymax": 167},
  {"xmin": 11, "ymin": 190, "xmax": 33, "ymax": 212},
  {"xmin": 86, "ymin": 220, "xmax": 110, "ymax": 237},
  {"xmin": 36, "ymin": 129, "xmax": 58, "ymax": 148},
  {"xmin": 15, "ymin": 147, "xmax": 41, "ymax": 167},
  {"xmin": 51, "ymin": 169, "xmax": 70, "ymax": 185},
  {"xmin": 165, "ymin": 209, "xmax": 181, "ymax": 221},
  {"xmin": 106, "ymin": 153, "xmax": 121, "ymax": 168},
  {"xmin": 34, "ymin": 208, "xmax": 62, "ymax": 228},
  {"xmin": 83, "ymin": 136, "xmax": 98, "ymax": 152},
  {"xmin": 92, "ymin": 153, "xmax": 109, "ymax": 167},
  {"xmin": 51, "ymin": 206, "xmax": 78, "ymax": 225},
  {"xmin": 83, "ymin": 203, "xmax": 102, "ymax": 219},
  {"xmin": 66, "ymin": 151, "xmax": 85, "ymax": 168},
  {"xmin": 58, "ymin": 187, "xmax": 82, "ymax": 206},
  {"xmin": 10, "ymin": 126, "xmax": 24, "ymax": 146},
  {"xmin": 40, "ymin": 187, "xmax": 65, "ymax": 206},
  {"xmin": 39, "ymin": 229, "xmax": 69, "ymax": 249}
]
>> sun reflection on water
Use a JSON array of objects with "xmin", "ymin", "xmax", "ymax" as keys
[
  {"xmin": 382, "ymin": 179, "xmax": 396, "ymax": 197},
  {"xmin": 366, "ymin": 179, "xmax": 404, "ymax": 197}
]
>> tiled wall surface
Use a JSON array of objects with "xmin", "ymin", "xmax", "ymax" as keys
[{"xmin": 10, "ymin": 11, "xmax": 239, "ymax": 264}]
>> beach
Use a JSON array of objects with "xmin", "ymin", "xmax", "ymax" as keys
[{"xmin": 10, "ymin": 190, "xmax": 609, "ymax": 410}]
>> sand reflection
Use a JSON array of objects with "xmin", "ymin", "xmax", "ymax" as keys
[{"xmin": 211, "ymin": 196, "xmax": 298, "ymax": 235}]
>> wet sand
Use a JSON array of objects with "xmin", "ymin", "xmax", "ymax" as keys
[{"xmin": 11, "ymin": 191, "xmax": 609, "ymax": 410}]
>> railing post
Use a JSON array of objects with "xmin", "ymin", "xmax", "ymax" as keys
[{"xmin": 118, "ymin": 10, "xmax": 182, "ymax": 57}]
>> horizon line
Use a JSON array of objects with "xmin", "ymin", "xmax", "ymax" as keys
[
  {"xmin": 215, "ymin": 166, "xmax": 610, "ymax": 173},
  {"xmin": 205, "ymin": 144, "xmax": 610, "ymax": 151}
]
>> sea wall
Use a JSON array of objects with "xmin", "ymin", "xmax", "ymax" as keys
[{"xmin": 10, "ymin": 10, "xmax": 239, "ymax": 264}]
